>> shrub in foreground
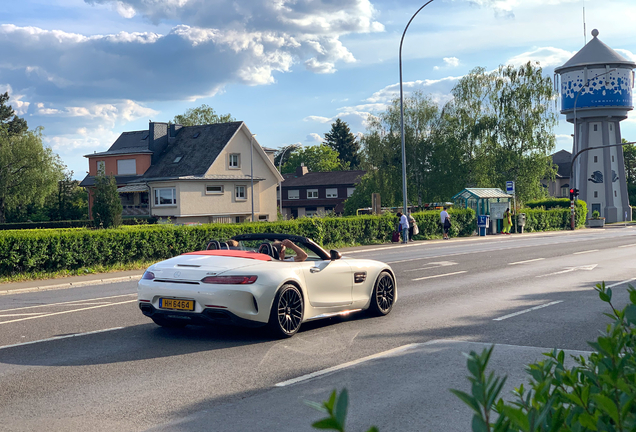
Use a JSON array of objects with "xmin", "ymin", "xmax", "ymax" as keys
[{"xmin": 308, "ymin": 281, "xmax": 636, "ymax": 431}]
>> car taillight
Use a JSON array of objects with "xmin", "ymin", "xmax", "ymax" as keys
[
  {"xmin": 142, "ymin": 271, "xmax": 155, "ymax": 280},
  {"xmin": 200, "ymin": 275, "xmax": 258, "ymax": 284}
]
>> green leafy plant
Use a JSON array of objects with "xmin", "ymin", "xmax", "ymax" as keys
[
  {"xmin": 306, "ymin": 389, "xmax": 378, "ymax": 432},
  {"xmin": 591, "ymin": 210, "xmax": 602, "ymax": 219},
  {"xmin": 451, "ymin": 281, "xmax": 636, "ymax": 431}
]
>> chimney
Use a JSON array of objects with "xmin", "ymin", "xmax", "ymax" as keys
[
  {"xmin": 168, "ymin": 123, "xmax": 183, "ymax": 144},
  {"xmin": 148, "ymin": 121, "xmax": 169, "ymax": 163},
  {"xmin": 295, "ymin": 164, "xmax": 309, "ymax": 177}
]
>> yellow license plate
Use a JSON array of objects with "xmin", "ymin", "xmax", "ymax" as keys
[{"xmin": 159, "ymin": 298, "xmax": 195, "ymax": 311}]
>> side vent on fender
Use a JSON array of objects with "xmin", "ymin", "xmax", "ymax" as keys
[{"xmin": 354, "ymin": 272, "xmax": 367, "ymax": 284}]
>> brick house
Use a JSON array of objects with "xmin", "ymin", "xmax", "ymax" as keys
[{"xmin": 80, "ymin": 121, "xmax": 282, "ymax": 224}]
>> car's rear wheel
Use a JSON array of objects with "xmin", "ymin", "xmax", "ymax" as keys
[
  {"xmin": 268, "ymin": 284, "xmax": 304, "ymax": 338},
  {"xmin": 369, "ymin": 271, "xmax": 395, "ymax": 316},
  {"xmin": 151, "ymin": 316, "xmax": 188, "ymax": 328}
]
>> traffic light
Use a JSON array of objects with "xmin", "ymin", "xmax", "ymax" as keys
[
  {"xmin": 573, "ymin": 188, "xmax": 579, "ymax": 198},
  {"xmin": 569, "ymin": 188, "xmax": 574, "ymax": 200}
]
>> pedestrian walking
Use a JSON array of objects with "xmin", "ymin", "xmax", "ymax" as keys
[
  {"xmin": 440, "ymin": 207, "xmax": 451, "ymax": 240},
  {"xmin": 502, "ymin": 208, "xmax": 512, "ymax": 235},
  {"xmin": 407, "ymin": 211, "xmax": 417, "ymax": 242},
  {"xmin": 397, "ymin": 212, "xmax": 409, "ymax": 244}
]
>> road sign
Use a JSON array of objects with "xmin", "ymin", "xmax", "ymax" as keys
[{"xmin": 506, "ymin": 181, "xmax": 515, "ymax": 194}]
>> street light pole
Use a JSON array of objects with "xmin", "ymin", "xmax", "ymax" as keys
[
  {"xmin": 570, "ymin": 68, "xmax": 616, "ymax": 229},
  {"xmin": 250, "ymin": 134, "xmax": 256, "ymax": 222},
  {"xmin": 399, "ymin": 1, "xmax": 434, "ymax": 235}
]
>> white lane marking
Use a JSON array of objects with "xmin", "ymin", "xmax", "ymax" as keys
[
  {"xmin": 573, "ymin": 249, "xmax": 599, "ymax": 255},
  {"xmin": 619, "ymin": 243, "xmax": 636, "ymax": 248},
  {"xmin": 536, "ymin": 264, "xmax": 598, "ymax": 278},
  {"xmin": 0, "ymin": 300, "xmax": 137, "ymax": 325},
  {"xmin": 508, "ymin": 258, "xmax": 545, "ymax": 265},
  {"xmin": 0, "ymin": 313, "xmax": 48, "ymax": 317},
  {"xmin": 412, "ymin": 271, "xmax": 467, "ymax": 281},
  {"xmin": 0, "ymin": 327, "xmax": 124, "ymax": 351},
  {"xmin": 275, "ymin": 343, "xmax": 420, "ymax": 387},
  {"xmin": 606, "ymin": 277, "xmax": 636, "ymax": 288},
  {"xmin": 404, "ymin": 261, "xmax": 457, "ymax": 272},
  {"xmin": 493, "ymin": 301, "xmax": 563, "ymax": 321},
  {"xmin": 0, "ymin": 294, "xmax": 136, "ymax": 313}
]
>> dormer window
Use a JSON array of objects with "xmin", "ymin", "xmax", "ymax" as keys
[{"xmin": 229, "ymin": 153, "xmax": 240, "ymax": 169}]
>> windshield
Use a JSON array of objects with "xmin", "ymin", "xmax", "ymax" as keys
[{"xmin": 238, "ymin": 240, "xmax": 323, "ymax": 261}]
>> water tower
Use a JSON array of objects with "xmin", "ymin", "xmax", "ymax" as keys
[{"xmin": 555, "ymin": 29, "xmax": 634, "ymax": 222}]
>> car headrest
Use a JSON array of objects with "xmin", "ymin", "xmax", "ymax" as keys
[
  {"xmin": 219, "ymin": 242, "xmax": 229, "ymax": 250},
  {"xmin": 206, "ymin": 240, "xmax": 221, "ymax": 250},
  {"xmin": 258, "ymin": 242, "xmax": 279, "ymax": 260}
]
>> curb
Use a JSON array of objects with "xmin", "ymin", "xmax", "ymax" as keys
[{"xmin": 0, "ymin": 274, "xmax": 143, "ymax": 296}]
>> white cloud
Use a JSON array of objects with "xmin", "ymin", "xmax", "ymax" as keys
[
  {"xmin": 434, "ymin": 57, "xmax": 460, "ymax": 70},
  {"xmin": 114, "ymin": 1, "xmax": 136, "ymax": 18},
  {"xmin": 304, "ymin": 115, "xmax": 331, "ymax": 123},
  {"xmin": 306, "ymin": 133, "xmax": 324, "ymax": 143},
  {"xmin": 506, "ymin": 47, "xmax": 574, "ymax": 68},
  {"xmin": 615, "ymin": 49, "xmax": 636, "ymax": 62},
  {"xmin": 0, "ymin": 84, "xmax": 30, "ymax": 115},
  {"xmin": 35, "ymin": 100, "xmax": 157, "ymax": 125},
  {"xmin": 365, "ymin": 76, "xmax": 462, "ymax": 104}
]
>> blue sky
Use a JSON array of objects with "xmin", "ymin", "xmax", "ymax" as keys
[{"xmin": 2, "ymin": 0, "xmax": 636, "ymax": 180}]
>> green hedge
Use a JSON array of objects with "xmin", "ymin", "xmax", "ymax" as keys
[
  {"xmin": 519, "ymin": 200, "xmax": 587, "ymax": 232},
  {"xmin": 411, "ymin": 208, "xmax": 476, "ymax": 239},
  {"xmin": 0, "ymin": 218, "xmax": 157, "ymax": 231}
]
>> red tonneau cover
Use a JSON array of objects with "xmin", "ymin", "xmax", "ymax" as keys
[{"xmin": 183, "ymin": 250, "xmax": 272, "ymax": 261}]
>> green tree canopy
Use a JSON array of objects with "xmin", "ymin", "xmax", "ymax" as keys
[
  {"xmin": 91, "ymin": 174, "xmax": 123, "ymax": 228},
  {"xmin": 324, "ymin": 118, "xmax": 360, "ymax": 169},
  {"xmin": 173, "ymin": 104, "xmax": 235, "ymax": 126},
  {"xmin": 281, "ymin": 145, "xmax": 349, "ymax": 174},
  {"xmin": 0, "ymin": 128, "xmax": 64, "ymax": 223},
  {"xmin": 0, "ymin": 92, "xmax": 28, "ymax": 136},
  {"xmin": 623, "ymin": 138, "xmax": 636, "ymax": 206}
]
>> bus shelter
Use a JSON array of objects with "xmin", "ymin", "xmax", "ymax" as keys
[{"xmin": 452, "ymin": 188, "xmax": 513, "ymax": 233}]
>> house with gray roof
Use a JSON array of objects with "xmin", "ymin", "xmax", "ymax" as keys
[
  {"xmin": 280, "ymin": 165, "xmax": 366, "ymax": 218},
  {"xmin": 543, "ymin": 149, "xmax": 572, "ymax": 198},
  {"xmin": 80, "ymin": 121, "xmax": 282, "ymax": 224}
]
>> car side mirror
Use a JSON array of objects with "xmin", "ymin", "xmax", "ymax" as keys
[{"xmin": 330, "ymin": 250, "xmax": 342, "ymax": 261}]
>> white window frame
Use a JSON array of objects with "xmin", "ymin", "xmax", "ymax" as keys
[
  {"xmin": 96, "ymin": 160, "xmax": 105, "ymax": 175},
  {"xmin": 117, "ymin": 159, "xmax": 137, "ymax": 175},
  {"xmin": 326, "ymin": 188, "xmax": 338, "ymax": 198},
  {"xmin": 307, "ymin": 189, "xmax": 318, "ymax": 199},
  {"xmin": 235, "ymin": 185, "xmax": 247, "ymax": 200},
  {"xmin": 154, "ymin": 188, "xmax": 177, "ymax": 206},
  {"xmin": 229, "ymin": 153, "xmax": 241, "ymax": 169},
  {"xmin": 347, "ymin": 187, "xmax": 355, "ymax": 197},
  {"xmin": 205, "ymin": 185, "xmax": 224, "ymax": 195},
  {"xmin": 288, "ymin": 190, "xmax": 299, "ymax": 200}
]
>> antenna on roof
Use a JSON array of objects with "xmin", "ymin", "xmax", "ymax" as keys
[{"xmin": 582, "ymin": 0, "xmax": 587, "ymax": 45}]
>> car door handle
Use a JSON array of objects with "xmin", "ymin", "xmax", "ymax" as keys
[{"xmin": 310, "ymin": 267, "xmax": 321, "ymax": 273}]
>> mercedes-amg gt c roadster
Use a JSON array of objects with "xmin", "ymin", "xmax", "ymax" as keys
[{"xmin": 138, "ymin": 233, "xmax": 396, "ymax": 338}]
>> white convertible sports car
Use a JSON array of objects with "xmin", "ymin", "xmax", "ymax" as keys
[{"xmin": 138, "ymin": 233, "xmax": 396, "ymax": 338}]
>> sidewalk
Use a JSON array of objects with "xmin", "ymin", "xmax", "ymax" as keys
[{"xmin": 1, "ymin": 224, "xmax": 631, "ymax": 295}]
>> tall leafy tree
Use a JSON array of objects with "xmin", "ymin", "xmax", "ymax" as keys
[
  {"xmin": 91, "ymin": 174, "xmax": 123, "ymax": 228},
  {"xmin": 0, "ymin": 92, "xmax": 28, "ymax": 136},
  {"xmin": 324, "ymin": 118, "xmax": 360, "ymax": 168},
  {"xmin": 0, "ymin": 128, "xmax": 64, "ymax": 223},
  {"xmin": 173, "ymin": 104, "xmax": 235, "ymax": 126},
  {"xmin": 281, "ymin": 145, "xmax": 348, "ymax": 174},
  {"xmin": 623, "ymin": 138, "xmax": 636, "ymax": 206}
]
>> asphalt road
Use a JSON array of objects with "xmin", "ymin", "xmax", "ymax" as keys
[{"xmin": 1, "ymin": 227, "xmax": 635, "ymax": 431}]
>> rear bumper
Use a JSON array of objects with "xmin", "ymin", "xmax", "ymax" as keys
[{"xmin": 138, "ymin": 303, "xmax": 266, "ymax": 328}]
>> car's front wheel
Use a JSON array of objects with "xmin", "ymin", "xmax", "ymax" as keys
[
  {"xmin": 268, "ymin": 284, "xmax": 304, "ymax": 338},
  {"xmin": 369, "ymin": 271, "xmax": 395, "ymax": 316},
  {"xmin": 151, "ymin": 316, "xmax": 188, "ymax": 328}
]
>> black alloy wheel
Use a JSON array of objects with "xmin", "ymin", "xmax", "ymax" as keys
[
  {"xmin": 268, "ymin": 284, "xmax": 304, "ymax": 338},
  {"xmin": 369, "ymin": 271, "xmax": 395, "ymax": 316},
  {"xmin": 151, "ymin": 316, "xmax": 188, "ymax": 328}
]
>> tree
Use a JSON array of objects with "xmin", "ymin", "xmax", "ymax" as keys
[
  {"xmin": 623, "ymin": 138, "xmax": 636, "ymax": 207},
  {"xmin": 324, "ymin": 119, "xmax": 360, "ymax": 169},
  {"xmin": 91, "ymin": 174, "xmax": 123, "ymax": 228},
  {"xmin": 281, "ymin": 145, "xmax": 349, "ymax": 174},
  {"xmin": 274, "ymin": 144, "xmax": 301, "ymax": 169},
  {"xmin": 173, "ymin": 104, "xmax": 235, "ymax": 126},
  {"xmin": 0, "ymin": 128, "xmax": 64, "ymax": 223},
  {"xmin": 0, "ymin": 92, "xmax": 28, "ymax": 136}
]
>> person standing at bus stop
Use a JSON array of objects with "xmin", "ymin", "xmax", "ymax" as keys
[
  {"xmin": 397, "ymin": 212, "xmax": 409, "ymax": 244},
  {"xmin": 502, "ymin": 208, "xmax": 512, "ymax": 235},
  {"xmin": 440, "ymin": 207, "xmax": 451, "ymax": 240}
]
